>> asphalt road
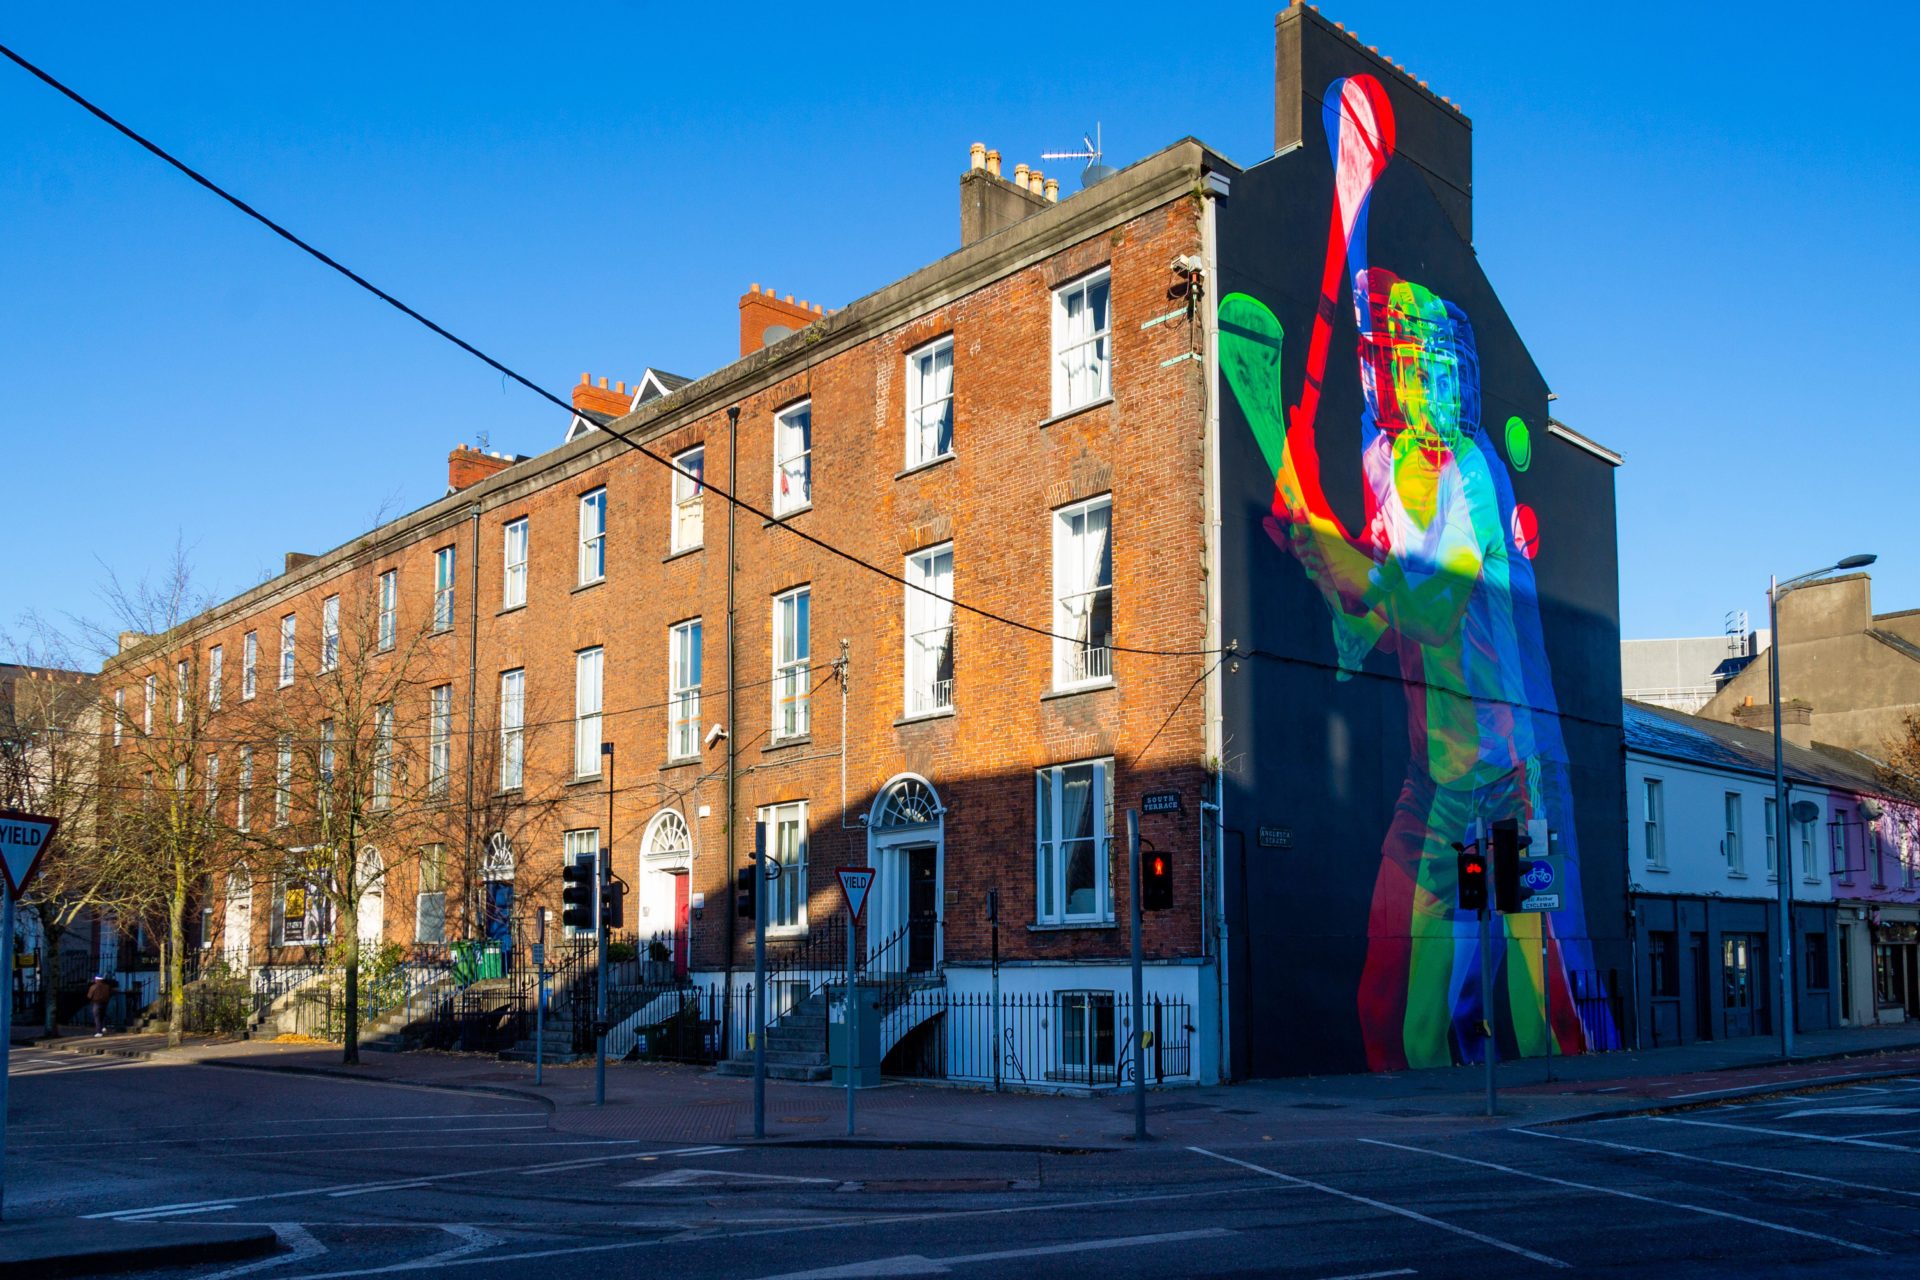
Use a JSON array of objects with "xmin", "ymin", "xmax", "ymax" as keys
[{"xmin": 13, "ymin": 1046, "xmax": 1920, "ymax": 1278}]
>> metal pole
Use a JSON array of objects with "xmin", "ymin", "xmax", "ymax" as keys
[
  {"xmin": 1127, "ymin": 809, "xmax": 1146, "ymax": 1141},
  {"xmin": 752, "ymin": 820, "xmax": 768, "ymax": 1139},
  {"xmin": 989, "ymin": 889, "xmax": 1001, "ymax": 1093},
  {"xmin": 846, "ymin": 902, "xmax": 857, "ymax": 1136},
  {"xmin": 1, "ymin": 883, "xmax": 14, "ymax": 1221},
  {"xmin": 1771, "ymin": 577, "xmax": 1795, "ymax": 1060},
  {"xmin": 1542, "ymin": 926, "xmax": 1553, "ymax": 1083},
  {"xmin": 534, "ymin": 908, "xmax": 546, "ymax": 1087},
  {"xmin": 596, "ymin": 743, "xmax": 612, "ymax": 1106},
  {"xmin": 1478, "ymin": 818, "xmax": 1496, "ymax": 1117}
]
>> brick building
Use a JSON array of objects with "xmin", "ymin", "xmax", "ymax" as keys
[{"xmin": 99, "ymin": 5, "xmax": 1628, "ymax": 1081}]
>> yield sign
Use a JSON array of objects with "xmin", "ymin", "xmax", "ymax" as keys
[
  {"xmin": 836, "ymin": 866, "xmax": 875, "ymax": 921},
  {"xmin": 0, "ymin": 809, "xmax": 59, "ymax": 897}
]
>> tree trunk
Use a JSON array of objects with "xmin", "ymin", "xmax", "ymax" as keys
[
  {"xmin": 168, "ymin": 860, "xmax": 188, "ymax": 1048},
  {"xmin": 341, "ymin": 897, "xmax": 360, "ymax": 1065},
  {"xmin": 41, "ymin": 918, "xmax": 64, "ymax": 1039}
]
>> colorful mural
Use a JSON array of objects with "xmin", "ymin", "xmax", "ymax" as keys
[{"xmin": 1219, "ymin": 73, "xmax": 1619, "ymax": 1071}]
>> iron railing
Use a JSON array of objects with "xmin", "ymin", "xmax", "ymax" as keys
[{"xmin": 884, "ymin": 990, "xmax": 1195, "ymax": 1088}]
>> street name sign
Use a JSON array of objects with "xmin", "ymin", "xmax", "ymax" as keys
[
  {"xmin": 1141, "ymin": 791, "xmax": 1182, "ymax": 815},
  {"xmin": 1257, "ymin": 825, "xmax": 1293, "ymax": 849},
  {"xmin": 836, "ymin": 866, "xmax": 875, "ymax": 921},
  {"xmin": 0, "ymin": 810, "xmax": 58, "ymax": 897}
]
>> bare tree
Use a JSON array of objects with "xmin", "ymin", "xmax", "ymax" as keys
[{"xmin": 1882, "ymin": 714, "xmax": 1920, "ymax": 802}]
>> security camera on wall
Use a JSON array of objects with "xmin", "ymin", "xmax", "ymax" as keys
[{"xmin": 704, "ymin": 723, "xmax": 728, "ymax": 750}]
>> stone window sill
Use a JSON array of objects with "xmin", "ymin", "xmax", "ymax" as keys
[
  {"xmin": 1042, "ymin": 681, "xmax": 1115, "ymax": 702},
  {"xmin": 765, "ymin": 504, "xmax": 813, "ymax": 527},
  {"xmin": 1027, "ymin": 920, "xmax": 1117, "ymax": 933},
  {"xmin": 1038, "ymin": 395, "xmax": 1113, "ymax": 430},
  {"xmin": 571, "ymin": 579, "xmax": 605, "ymax": 595},
  {"xmin": 764, "ymin": 735, "xmax": 812, "ymax": 753},
  {"xmin": 496, "ymin": 604, "xmax": 526, "ymax": 618},
  {"xmin": 896, "ymin": 453, "xmax": 956, "ymax": 482},
  {"xmin": 664, "ymin": 545, "xmax": 702, "ymax": 563},
  {"xmin": 895, "ymin": 707, "xmax": 956, "ymax": 727}
]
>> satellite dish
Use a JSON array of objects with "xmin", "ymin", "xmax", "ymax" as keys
[
  {"xmin": 1790, "ymin": 800, "xmax": 1820, "ymax": 824},
  {"xmin": 1081, "ymin": 161, "xmax": 1118, "ymax": 188},
  {"xmin": 1860, "ymin": 797, "xmax": 1886, "ymax": 821}
]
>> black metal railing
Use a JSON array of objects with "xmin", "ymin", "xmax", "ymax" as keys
[
  {"xmin": 882, "ymin": 990, "xmax": 1196, "ymax": 1088},
  {"xmin": 1568, "ymin": 968, "xmax": 1625, "ymax": 1053}
]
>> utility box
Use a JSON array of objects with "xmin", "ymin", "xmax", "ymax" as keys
[{"xmin": 828, "ymin": 984, "xmax": 881, "ymax": 1087}]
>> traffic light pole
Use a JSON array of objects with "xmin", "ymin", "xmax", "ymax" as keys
[
  {"xmin": 534, "ymin": 909, "xmax": 546, "ymax": 1087},
  {"xmin": 752, "ymin": 820, "xmax": 768, "ymax": 1140},
  {"xmin": 1127, "ymin": 809, "xmax": 1146, "ymax": 1142},
  {"xmin": 597, "ymin": 742, "xmax": 613, "ymax": 1108},
  {"xmin": 1477, "ymin": 817, "xmax": 1497, "ymax": 1118}
]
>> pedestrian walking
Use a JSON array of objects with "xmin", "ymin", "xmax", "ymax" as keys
[{"xmin": 86, "ymin": 974, "xmax": 117, "ymax": 1037}]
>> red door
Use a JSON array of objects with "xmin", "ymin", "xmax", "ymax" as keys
[{"xmin": 672, "ymin": 875, "xmax": 691, "ymax": 979}]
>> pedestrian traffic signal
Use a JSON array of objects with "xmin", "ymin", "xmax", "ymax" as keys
[
  {"xmin": 1142, "ymin": 847, "xmax": 1173, "ymax": 912},
  {"xmin": 562, "ymin": 861, "xmax": 595, "ymax": 930},
  {"xmin": 601, "ymin": 876, "xmax": 625, "ymax": 931},
  {"xmin": 1491, "ymin": 817, "xmax": 1531, "ymax": 914},
  {"xmin": 734, "ymin": 864, "xmax": 757, "ymax": 920},
  {"xmin": 1457, "ymin": 846, "xmax": 1487, "ymax": 912}
]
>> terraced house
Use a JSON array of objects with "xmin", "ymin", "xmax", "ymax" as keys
[{"xmin": 99, "ymin": 5, "xmax": 1632, "ymax": 1083}]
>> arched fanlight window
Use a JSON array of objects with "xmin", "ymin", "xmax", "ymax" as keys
[
  {"xmin": 358, "ymin": 845, "xmax": 385, "ymax": 891},
  {"xmin": 226, "ymin": 865, "xmax": 252, "ymax": 902},
  {"xmin": 644, "ymin": 810, "xmax": 693, "ymax": 859},
  {"xmin": 871, "ymin": 775, "xmax": 942, "ymax": 829},
  {"xmin": 481, "ymin": 831, "xmax": 515, "ymax": 881}
]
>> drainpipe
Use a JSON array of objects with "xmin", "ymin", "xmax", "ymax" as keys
[
  {"xmin": 1199, "ymin": 166, "xmax": 1231, "ymax": 1084},
  {"xmin": 722, "ymin": 406, "xmax": 740, "ymax": 1040},
  {"xmin": 464, "ymin": 502, "xmax": 481, "ymax": 937}
]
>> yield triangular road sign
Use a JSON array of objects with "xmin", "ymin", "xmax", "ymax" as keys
[
  {"xmin": 836, "ymin": 866, "xmax": 875, "ymax": 921},
  {"xmin": 0, "ymin": 809, "xmax": 59, "ymax": 898}
]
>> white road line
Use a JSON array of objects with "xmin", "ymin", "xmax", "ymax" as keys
[
  {"xmin": 1360, "ymin": 1138, "xmax": 1882, "ymax": 1257},
  {"xmin": 1317, "ymin": 1271, "xmax": 1416, "ymax": 1280},
  {"xmin": 1663, "ymin": 1072, "xmax": 1871, "ymax": 1101},
  {"xmin": 750, "ymin": 1228, "xmax": 1235, "ymax": 1279},
  {"xmin": 121, "ymin": 1204, "xmax": 237, "ymax": 1220},
  {"xmin": 1187, "ymin": 1145, "xmax": 1566, "ymax": 1269},
  {"xmin": 1652, "ymin": 1115, "xmax": 1920, "ymax": 1153},
  {"xmin": 1517, "ymin": 1127, "xmax": 1920, "ymax": 1198},
  {"xmin": 397, "ymin": 1225, "xmax": 504, "ymax": 1269},
  {"xmin": 627, "ymin": 1168, "xmax": 838, "ymax": 1189},
  {"xmin": 329, "ymin": 1183, "xmax": 432, "ymax": 1198},
  {"xmin": 263, "ymin": 1183, "xmax": 1279, "ymax": 1278},
  {"xmin": 197, "ymin": 1223, "xmax": 327, "ymax": 1279}
]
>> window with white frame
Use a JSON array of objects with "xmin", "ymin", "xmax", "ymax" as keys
[
  {"xmin": 208, "ymin": 645, "xmax": 223, "ymax": 711},
  {"xmin": 378, "ymin": 570, "xmax": 397, "ymax": 651},
  {"xmin": 237, "ymin": 745, "xmax": 252, "ymax": 832},
  {"xmin": 1052, "ymin": 268, "xmax": 1111, "ymax": 414},
  {"xmin": 669, "ymin": 621, "xmax": 702, "ymax": 759},
  {"xmin": 904, "ymin": 544, "xmax": 954, "ymax": 715},
  {"xmin": 503, "ymin": 518, "xmax": 528, "ymax": 609},
  {"xmin": 112, "ymin": 688, "xmax": 124, "ymax": 746},
  {"xmin": 274, "ymin": 734, "xmax": 293, "ymax": 827},
  {"xmin": 1036, "ymin": 758, "xmax": 1113, "ymax": 924},
  {"xmin": 1765, "ymin": 797, "xmax": 1778, "ymax": 877},
  {"xmin": 578, "ymin": 488, "xmax": 606, "ymax": 585},
  {"xmin": 374, "ymin": 703, "xmax": 394, "ymax": 808},
  {"xmin": 773, "ymin": 401, "xmax": 811, "ymax": 515},
  {"xmin": 672, "ymin": 446, "xmax": 704, "ymax": 552},
  {"xmin": 416, "ymin": 843, "xmax": 446, "ymax": 944},
  {"xmin": 279, "ymin": 613, "xmax": 297, "ymax": 686},
  {"xmin": 773, "ymin": 588, "xmax": 810, "ymax": 740},
  {"xmin": 242, "ymin": 631, "xmax": 258, "ymax": 700},
  {"xmin": 563, "ymin": 829, "xmax": 599, "ymax": 937},
  {"xmin": 433, "ymin": 546, "xmax": 456, "ymax": 630},
  {"xmin": 906, "ymin": 337, "xmax": 954, "ymax": 468},
  {"xmin": 1724, "ymin": 792, "xmax": 1743, "ymax": 872},
  {"xmin": 320, "ymin": 595, "xmax": 340, "ymax": 672},
  {"xmin": 175, "ymin": 659, "xmax": 189, "ymax": 722},
  {"xmin": 1057, "ymin": 990, "xmax": 1117, "ymax": 1078},
  {"xmin": 144, "ymin": 673, "xmax": 155, "ymax": 734},
  {"xmin": 574, "ymin": 648, "xmax": 603, "ymax": 776},
  {"xmin": 428, "ymin": 685, "xmax": 451, "ymax": 798},
  {"xmin": 1833, "ymin": 811, "xmax": 1850, "ymax": 879},
  {"xmin": 205, "ymin": 753, "xmax": 219, "ymax": 814},
  {"xmin": 319, "ymin": 719, "xmax": 336, "ymax": 818},
  {"xmin": 761, "ymin": 801, "xmax": 808, "ymax": 933},
  {"xmin": 1801, "ymin": 812, "xmax": 1818, "ymax": 881},
  {"xmin": 499, "ymin": 669, "xmax": 525, "ymax": 790},
  {"xmin": 1053, "ymin": 496, "xmax": 1113, "ymax": 687},
  {"xmin": 1642, "ymin": 777, "xmax": 1665, "ymax": 868}
]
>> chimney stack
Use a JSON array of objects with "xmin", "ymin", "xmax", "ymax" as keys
[
  {"xmin": 958, "ymin": 141, "xmax": 1050, "ymax": 247},
  {"xmin": 448, "ymin": 443, "xmax": 516, "ymax": 492},
  {"xmin": 572, "ymin": 373, "xmax": 634, "ymax": 418},
  {"xmin": 739, "ymin": 284, "xmax": 826, "ymax": 356}
]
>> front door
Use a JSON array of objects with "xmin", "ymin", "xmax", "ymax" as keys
[
  {"xmin": 1723, "ymin": 935, "xmax": 1756, "ymax": 1038},
  {"xmin": 672, "ymin": 874, "xmax": 690, "ymax": 979},
  {"xmin": 908, "ymin": 846, "xmax": 938, "ymax": 973},
  {"xmin": 484, "ymin": 880, "xmax": 514, "ymax": 968}
]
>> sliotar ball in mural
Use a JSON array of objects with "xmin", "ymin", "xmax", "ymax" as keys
[{"xmin": 1217, "ymin": 73, "xmax": 1627, "ymax": 1076}]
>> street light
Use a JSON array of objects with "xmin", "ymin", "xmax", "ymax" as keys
[{"xmin": 1769, "ymin": 553, "xmax": 1875, "ymax": 1059}]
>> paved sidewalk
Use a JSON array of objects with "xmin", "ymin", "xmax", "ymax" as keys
[
  {"xmin": 33, "ymin": 1021, "xmax": 1920, "ymax": 1150},
  {"xmin": 0, "ymin": 1219, "xmax": 278, "ymax": 1278}
]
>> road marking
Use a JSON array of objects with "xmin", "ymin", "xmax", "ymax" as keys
[
  {"xmin": 750, "ymin": 1228, "xmax": 1235, "ymax": 1278},
  {"xmin": 1360, "ymin": 1139, "xmax": 1882, "ymax": 1256},
  {"xmin": 329, "ymin": 1183, "xmax": 431, "ymax": 1198},
  {"xmin": 1652, "ymin": 1115, "xmax": 1920, "ymax": 1153},
  {"xmin": 627, "ymin": 1168, "xmax": 838, "ymax": 1189},
  {"xmin": 197, "ymin": 1222, "xmax": 326, "ymax": 1279},
  {"xmin": 1778, "ymin": 1105, "xmax": 1920, "ymax": 1120},
  {"xmin": 11, "ymin": 1122, "xmax": 550, "ymax": 1152},
  {"xmin": 119, "ymin": 1204, "xmax": 237, "ymax": 1220},
  {"xmin": 1662, "ymin": 1072, "xmax": 1871, "ymax": 1100},
  {"xmin": 401, "ymin": 1225, "xmax": 504, "ymax": 1268},
  {"xmin": 1517, "ymin": 1127, "xmax": 1920, "ymax": 1198},
  {"xmin": 1187, "ymin": 1146, "xmax": 1567, "ymax": 1269},
  {"xmin": 1316, "ymin": 1271, "xmax": 1416, "ymax": 1280}
]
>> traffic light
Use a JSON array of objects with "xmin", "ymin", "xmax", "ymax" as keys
[
  {"xmin": 734, "ymin": 864, "xmax": 757, "ymax": 920},
  {"xmin": 1142, "ymin": 847, "xmax": 1173, "ymax": 912},
  {"xmin": 1457, "ymin": 845, "xmax": 1487, "ymax": 912},
  {"xmin": 601, "ymin": 876, "xmax": 625, "ymax": 931},
  {"xmin": 1491, "ymin": 818, "xmax": 1532, "ymax": 914},
  {"xmin": 562, "ymin": 860, "xmax": 595, "ymax": 930}
]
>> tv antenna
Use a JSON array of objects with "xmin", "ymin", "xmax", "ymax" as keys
[{"xmin": 1043, "ymin": 123, "xmax": 1116, "ymax": 188}]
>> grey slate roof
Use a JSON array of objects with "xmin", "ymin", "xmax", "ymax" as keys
[{"xmin": 1624, "ymin": 699, "xmax": 1893, "ymax": 797}]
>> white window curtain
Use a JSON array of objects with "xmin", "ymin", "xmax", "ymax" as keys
[
  {"xmin": 503, "ymin": 520, "xmax": 528, "ymax": 608},
  {"xmin": 669, "ymin": 623, "xmax": 702, "ymax": 759},
  {"xmin": 243, "ymin": 631, "xmax": 258, "ymax": 699},
  {"xmin": 208, "ymin": 645, "xmax": 223, "ymax": 711},
  {"xmin": 672, "ymin": 447, "xmax": 704, "ymax": 551},
  {"xmin": 321, "ymin": 595, "xmax": 340, "ymax": 672},
  {"xmin": 1053, "ymin": 270, "xmax": 1111, "ymax": 413},
  {"xmin": 774, "ymin": 589, "xmax": 810, "ymax": 739},
  {"xmin": 378, "ymin": 570, "xmax": 397, "ymax": 650},
  {"xmin": 578, "ymin": 490, "xmax": 606, "ymax": 584},
  {"xmin": 774, "ymin": 402, "xmax": 812, "ymax": 514},
  {"xmin": 905, "ymin": 546, "xmax": 953, "ymax": 715},
  {"xmin": 1036, "ymin": 759, "xmax": 1110, "ymax": 924},
  {"xmin": 1053, "ymin": 497, "xmax": 1113, "ymax": 686},
  {"xmin": 280, "ymin": 614, "xmax": 297, "ymax": 686},
  {"xmin": 762, "ymin": 802, "xmax": 808, "ymax": 932},
  {"xmin": 575, "ymin": 648, "xmax": 603, "ymax": 776},
  {"xmin": 500, "ymin": 669, "xmax": 525, "ymax": 790},
  {"xmin": 907, "ymin": 339, "xmax": 954, "ymax": 467},
  {"xmin": 428, "ymin": 686, "xmax": 451, "ymax": 797}
]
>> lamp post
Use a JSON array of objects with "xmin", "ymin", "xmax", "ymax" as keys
[{"xmin": 1769, "ymin": 553, "xmax": 1875, "ymax": 1060}]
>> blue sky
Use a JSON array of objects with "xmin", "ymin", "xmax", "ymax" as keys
[{"xmin": 4, "ymin": 2, "xmax": 1915, "ymax": 663}]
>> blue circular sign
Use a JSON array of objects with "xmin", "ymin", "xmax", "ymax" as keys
[{"xmin": 1521, "ymin": 861, "xmax": 1555, "ymax": 892}]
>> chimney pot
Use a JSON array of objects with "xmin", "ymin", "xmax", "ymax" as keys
[
  {"xmin": 985, "ymin": 149, "xmax": 1001, "ymax": 177},
  {"xmin": 1014, "ymin": 162, "xmax": 1029, "ymax": 186},
  {"xmin": 1043, "ymin": 177, "xmax": 1059, "ymax": 203},
  {"xmin": 615, "ymin": 380, "xmax": 626, "ymax": 394},
  {"xmin": 597, "ymin": 376, "xmax": 608, "ymax": 389},
  {"xmin": 1030, "ymin": 169, "xmax": 1045, "ymax": 194},
  {"xmin": 969, "ymin": 142, "xmax": 986, "ymax": 170},
  {"xmin": 579, "ymin": 372, "xmax": 590, "ymax": 384}
]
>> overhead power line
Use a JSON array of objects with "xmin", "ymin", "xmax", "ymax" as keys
[{"xmin": 0, "ymin": 42, "xmax": 1220, "ymax": 662}]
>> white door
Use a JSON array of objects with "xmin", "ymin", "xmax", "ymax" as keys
[
  {"xmin": 223, "ymin": 875, "xmax": 252, "ymax": 969},
  {"xmin": 357, "ymin": 848, "xmax": 385, "ymax": 951}
]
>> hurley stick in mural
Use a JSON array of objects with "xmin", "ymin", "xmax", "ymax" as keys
[{"xmin": 1220, "ymin": 73, "xmax": 1614, "ymax": 1072}]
